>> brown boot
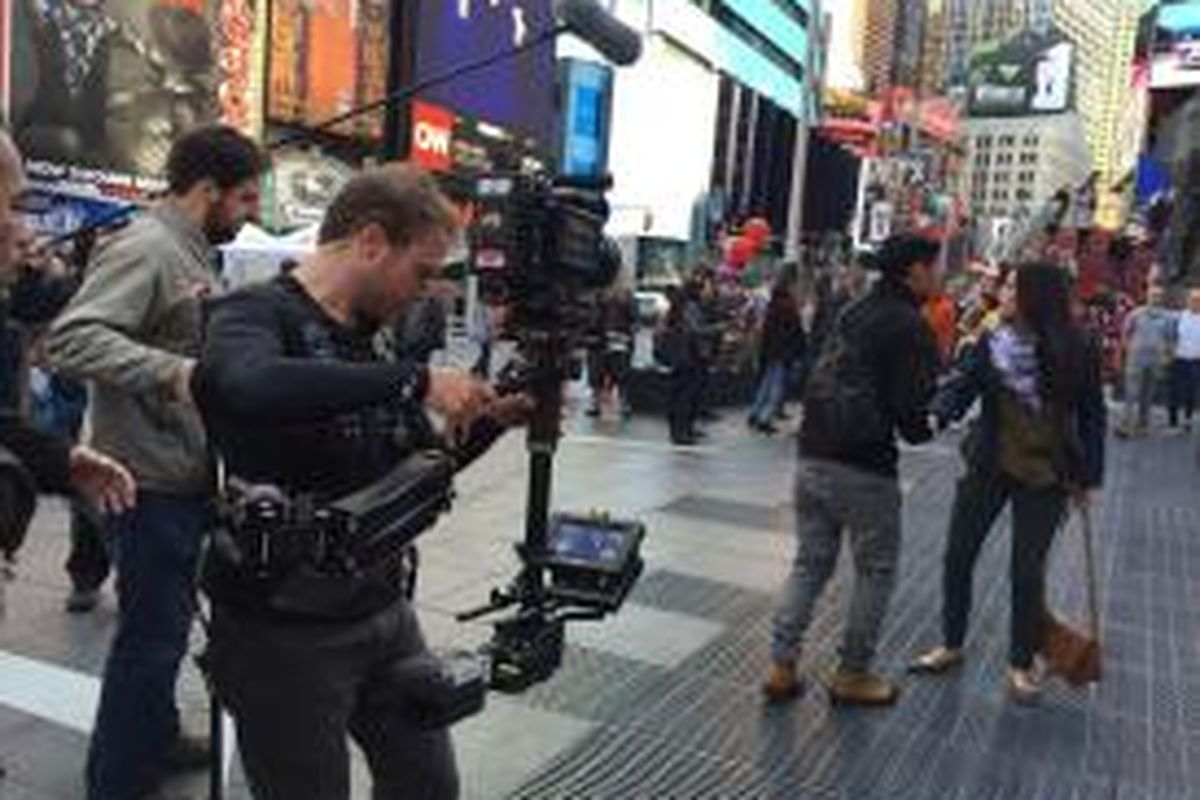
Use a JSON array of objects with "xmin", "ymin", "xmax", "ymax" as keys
[
  {"xmin": 762, "ymin": 661, "xmax": 804, "ymax": 703},
  {"xmin": 825, "ymin": 668, "xmax": 900, "ymax": 707}
]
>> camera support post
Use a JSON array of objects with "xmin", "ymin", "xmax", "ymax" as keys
[{"xmin": 457, "ymin": 329, "xmax": 605, "ymax": 691}]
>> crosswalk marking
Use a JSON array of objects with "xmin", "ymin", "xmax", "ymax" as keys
[{"xmin": 0, "ymin": 649, "xmax": 237, "ymax": 786}]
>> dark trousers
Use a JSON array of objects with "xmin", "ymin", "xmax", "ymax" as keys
[
  {"xmin": 208, "ymin": 599, "xmax": 459, "ymax": 800},
  {"xmin": 86, "ymin": 492, "xmax": 210, "ymax": 800},
  {"xmin": 668, "ymin": 365, "xmax": 701, "ymax": 441},
  {"xmin": 65, "ymin": 500, "xmax": 111, "ymax": 592},
  {"xmin": 940, "ymin": 470, "xmax": 1067, "ymax": 669},
  {"xmin": 1169, "ymin": 358, "xmax": 1200, "ymax": 426}
]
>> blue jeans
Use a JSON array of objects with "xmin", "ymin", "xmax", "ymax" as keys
[
  {"xmin": 749, "ymin": 362, "xmax": 788, "ymax": 425},
  {"xmin": 86, "ymin": 491, "xmax": 211, "ymax": 800}
]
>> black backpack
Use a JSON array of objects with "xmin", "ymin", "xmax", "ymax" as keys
[{"xmin": 802, "ymin": 298, "xmax": 889, "ymax": 447}]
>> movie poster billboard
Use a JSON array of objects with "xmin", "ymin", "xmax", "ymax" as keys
[
  {"xmin": 1151, "ymin": 0, "xmax": 1200, "ymax": 90},
  {"xmin": 416, "ymin": 0, "xmax": 556, "ymax": 149},
  {"xmin": 267, "ymin": 0, "xmax": 390, "ymax": 139},
  {"xmin": 967, "ymin": 29, "xmax": 1075, "ymax": 118},
  {"xmin": 7, "ymin": 0, "xmax": 260, "ymax": 203}
]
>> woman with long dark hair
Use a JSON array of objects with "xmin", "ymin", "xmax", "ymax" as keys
[{"xmin": 910, "ymin": 262, "xmax": 1106, "ymax": 703}]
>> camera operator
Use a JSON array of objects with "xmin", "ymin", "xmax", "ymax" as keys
[{"xmin": 192, "ymin": 163, "xmax": 530, "ymax": 800}]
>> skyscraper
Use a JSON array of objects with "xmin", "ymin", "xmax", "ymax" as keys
[
  {"xmin": 864, "ymin": 0, "xmax": 928, "ymax": 92},
  {"xmin": 1051, "ymin": 0, "xmax": 1147, "ymax": 227},
  {"xmin": 921, "ymin": 0, "xmax": 950, "ymax": 93},
  {"xmin": 825, "ymin": 0, "xmax": 869, "ymax": 91},
  {"xmin": 949, "ymin": 0, "xmax": 1151, "ymax": 227}
]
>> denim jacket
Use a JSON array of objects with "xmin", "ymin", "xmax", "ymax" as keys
[{"xmin": 931, "ymin": 331, "xmax": 1107, "ymax": 489}]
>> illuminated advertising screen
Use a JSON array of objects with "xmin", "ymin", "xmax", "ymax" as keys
[
  {"xmin": 559, "ymin": 59, "xmax": 613, "ymax": 179},
  {"xmin": 7, "ymin": 0, "xmax": 260, "ymax": 201},
  {"xmin": 268, "ymin": 0, "xmax": 390, "ymax": 139},
  {"xmin": 1151, "ymin": 0, "xmax": 1200, "ymax": 89},
  {"xmin": 968, "ymin": 29, "xmax": 1075, "ymax": 118},
  {"xmin": 415, "ymin": 0, "xmax": 556, "ymax": 148}
]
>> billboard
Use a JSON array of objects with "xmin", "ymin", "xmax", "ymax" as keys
[
  {"xmin": 558, "ymin": 58, "xmax": 614, "ymax": 180},
  {"xmin": 967, "ymin": 29, "xmax": 1075, "ymax": 118},
  {"xmin": 415, "ymin": 0, "xmax": 556, "ymax": 148},
  {"xmin": 267, "ymin": 0, "xmax": 391, "ymax": 139},
  {"xmin": 1151, "ymin": 0, "xmax": 1200, "ymax": 89},
  {"xmin": 7, "ymin": 0, "xmax": 260, "ymax": 201}
]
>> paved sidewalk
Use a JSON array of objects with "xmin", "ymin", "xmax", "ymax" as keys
[{"xmin": 1, "ymin": 406, "xmax": 1197, "ymax": 799}]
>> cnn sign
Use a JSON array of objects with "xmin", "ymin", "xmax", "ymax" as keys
[{"xmin": 412, "ymin": 101, "xmax": 455, "ymax": 172}]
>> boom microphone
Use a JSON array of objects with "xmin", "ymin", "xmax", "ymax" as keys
[{"xmin": 554, "ymin": 0, "xmax": 643, "ymax": 66}]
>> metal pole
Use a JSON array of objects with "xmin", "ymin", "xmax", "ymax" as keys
[{"xmin": 383, "ymin": 0, "xmax": 418, "ymax": 160}]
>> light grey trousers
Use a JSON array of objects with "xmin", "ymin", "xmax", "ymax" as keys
[{"xmin": 771, "ymin": 458, "xmax": 902, "ymax": 672}]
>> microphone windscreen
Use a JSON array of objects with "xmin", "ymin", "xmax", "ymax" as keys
[{"xmin": 554, "ymin": 0, "xmax": 643, "ymax": 66}]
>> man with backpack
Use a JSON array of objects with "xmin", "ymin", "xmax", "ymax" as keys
[{"xmin": 763, "ymin": 234, "xmax": 942, "ymax": 707}]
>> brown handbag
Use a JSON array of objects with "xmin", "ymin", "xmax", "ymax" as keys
[{"xmin": 1041, "ymin": 506, "xmax": 1102, "ymax": 686}]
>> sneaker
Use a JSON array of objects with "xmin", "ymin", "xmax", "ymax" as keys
[
  {"xmin": 1005, "ymin": 668, "xmax": 1042, "ymax": 705},
  {"xmin": 162, "ymin": 734, "xmax": 211, "ymax": 773},
  {"xmin": 762, "ymin": 661, "xmax": 804, "ymax": 703},
  {"xmin": 65, "ymin": 588, "xmax": 101, "ymax": 614},
  {"xmin": 909, "ymin": 646, "xmax": 965, "ymax": 675},
  {"xmin": 671, "ymin": 435, "xmax": 698, "ymax": 447},
  {"xmin": 825, "ymin": 668, "xmax": 900, "ymax": 707}
]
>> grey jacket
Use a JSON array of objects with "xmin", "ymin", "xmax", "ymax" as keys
[
  {"xmin": 47, "ymin": 207, "xmax": 219, "ymax": 494},
  {"xmin": 1124, "ymin": 306, "xmax": 1178, "ymax": 368}
]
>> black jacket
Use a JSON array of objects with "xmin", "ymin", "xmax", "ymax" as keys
[
  {"xmin": 759, "ymin": 300, "xmax": 805, "ymax": 367},
  {"xmin": 799, "ymin": 279, "xmax": 941, "ymax": 477},
  {"xmin": 932, "ymin": 331, "xmax": 1106, "ymax": 489},
  {"xmin": 193, "ymin": 276, "xmax": 508, "ymax": 619}
]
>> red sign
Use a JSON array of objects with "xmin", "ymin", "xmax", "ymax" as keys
[{"xmin": 411, "ymin": 101, "xmax": 456, "ymax": 173}]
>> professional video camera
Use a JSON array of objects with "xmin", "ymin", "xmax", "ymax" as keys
[{"xmin": 469, "ymin": 172, "xmax": 622, "ymax": 333}]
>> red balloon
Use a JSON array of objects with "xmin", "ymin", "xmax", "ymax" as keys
[
  {"xmin": 726, "ymin": 236, "xmax": 757, "ymax": 268},
  {"xmin": 743, "ymin": 217, "xmax": 771, "ymax": 244}
]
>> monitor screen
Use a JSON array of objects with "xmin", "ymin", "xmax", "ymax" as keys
[{"xmin": 550, "ymin": 521, "xmax": 627, "ymax": 567}]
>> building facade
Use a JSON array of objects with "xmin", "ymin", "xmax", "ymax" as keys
[
  {"xmin": 966, "ymin": 112, "xmax": 1091, "ymax": 226},
  {"xmin": 948, "ymin": 0, "xmax": 1148, "ymax": 228},
  {"xmin": 599, "ymin": 0, "xmax": 821, "ymax": 261},
  {"xmin": 864, "ymin": 0, "xmax": 927, "ymax": 92},
  {"xmin": 945, "ymin": 0, "xmax": 1031, "ymax": 87}
]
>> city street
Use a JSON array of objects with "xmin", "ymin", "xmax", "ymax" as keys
[{"xmin": 1, "ymin": 401, "xmax": 1198, "ymax": 799}]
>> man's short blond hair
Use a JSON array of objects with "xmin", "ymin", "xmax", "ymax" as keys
[{"xmin": 318, "ymin": 163, "xmax": 459, "ymax": 248}]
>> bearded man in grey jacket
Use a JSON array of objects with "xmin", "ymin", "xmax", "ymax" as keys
[{"xmin": 47, "ymin": 125, "xmax": 265, "ymax": 800}]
